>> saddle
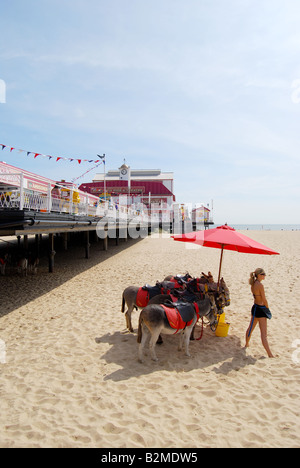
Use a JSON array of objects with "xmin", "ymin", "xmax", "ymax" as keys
[
  {"xmin": 136, "ymin": 287, "xmax": 150, "ymax": 308},
  {"xmin": 136, "ymin": 283, "xmax": 166, "ymax": 308},
  {"xmin": 142, "ymin": 283, "xmax": 164, "ymax": 298},
  {"xmin": 186, "ymin": 279, "xmax": 206, "ymax": 295},
  {"xmin": 162, "ymin": 301, "xmax": 199, "ymax": 334},
  {"xmin": 168, "ymin": 275, "xmax": 188, "ymax": 288}
]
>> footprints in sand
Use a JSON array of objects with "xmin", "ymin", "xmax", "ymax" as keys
[{"xmin": 1, "ymin": 233, "xmax": 300, "ymax": 447}]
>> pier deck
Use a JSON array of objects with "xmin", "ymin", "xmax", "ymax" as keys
[{"xmin": 0, "ymin": 208, "xmax": 148, "ymax": 272}]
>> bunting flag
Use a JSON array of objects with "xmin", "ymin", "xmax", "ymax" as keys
[
  {"xmin": 97, "ymin": 154, "xmax": 105, "ymax": 164},
  {"xmin": 71, "ymin": 159, "xmax": 105, "ymax": 183},
  {"xmin": 0, "ymin": 144, "xmax": 105, "ymax": 164}
]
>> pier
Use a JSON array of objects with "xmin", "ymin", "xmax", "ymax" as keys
[
  {"xmin": 0, "ymin": 161, "xmax": 213, "ymax": 272},
  {"xmin": 0, "ymin": 163, "xmax": 148, "ymax": 271},
  {"xmin": 0, "ymin": 208, "xmax": 150, "ymax": 272}
]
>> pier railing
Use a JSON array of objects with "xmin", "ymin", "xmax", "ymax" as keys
[
  {"xmin": 0, "ymin": 173, "xmax": 150, "ymax": 223},
  {"xmin": 0, "ymin": 173, "xmax": 101, "ymax": 217}
]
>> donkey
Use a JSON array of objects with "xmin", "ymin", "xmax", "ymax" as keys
[
  {"xmin": 163, "ymin": 273, "xmax": 192, "ymax": 286},
  {"xmin": 148, "ymin": 292, "xmax": 218, "ymax": 343},
  {"xmin": 219, "ymin": 277, "xmax": 230, "ymax": 307},
  {"xmin": 166, "ymin": 273, "xmax": 230, "ymax": 311},
  {"xmin": 121, "ymin": 281, "xmax": 183, "ymax": 332},
  {"xmin": 186, "ymin": 277, "xmax": 230, "ymax": 311},
  {"xmin": 137, "ymin": 297, "xmax": 218, "ymax": 363},
  {"xmin": 17, "ymin": 257, "xmax": 28, "ymax": 276},
  {"xmin": 28, "ymin": 254, "xmax": 39, "ymax": 275}
]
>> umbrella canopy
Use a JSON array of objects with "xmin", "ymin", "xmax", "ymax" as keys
[
  {"xmin": 173, "ymin": 224, "xmax": 280, "ymax": 255},
  {"xmin": 173, "ymin": 224, "xmax": 279, "ymax": 286}
]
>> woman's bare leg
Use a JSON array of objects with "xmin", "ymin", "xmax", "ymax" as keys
[{"xmin": 258, "ymin": 318, "xmax": 274, "ymax": 358}]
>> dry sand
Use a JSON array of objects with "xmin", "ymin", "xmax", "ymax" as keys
[{"xmin": 0, "ymin": 230, "xmax": 300, "ymax": 448}]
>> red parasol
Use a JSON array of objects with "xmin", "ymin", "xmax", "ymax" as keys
[{"xmin": 173, "ymin": 224, "xmax": 280, "ymax": 287}]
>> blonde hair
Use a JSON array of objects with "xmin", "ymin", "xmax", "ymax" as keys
[{"xmin": 249, "ymin": 268, "xmax": 265, "ymax": 286}]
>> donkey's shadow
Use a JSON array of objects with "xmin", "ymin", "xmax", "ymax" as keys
[{"xmin": 95, "ymin": 326, "xmax": 257, "ymax": 382}]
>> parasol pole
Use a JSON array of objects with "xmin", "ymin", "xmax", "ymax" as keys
[{"xmin": 217, "ymin": 244, "xmax": 225, "ymax": 291}]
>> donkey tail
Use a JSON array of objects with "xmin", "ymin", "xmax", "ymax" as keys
[
  {"xmin": 121, "ymin": 293, "xmax": 125, "ymax": 313},
  {"xmin": 137, "ymin": 313, "xmax": 143, "ymax": 343}
]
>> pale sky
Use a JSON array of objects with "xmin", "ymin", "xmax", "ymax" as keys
[{"xmin": 1, "ymin": 0, "xmax": 300, "ymax": 224}]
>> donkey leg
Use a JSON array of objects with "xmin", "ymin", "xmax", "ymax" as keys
[
  {"xmin": 125, "ymin": 305, "xmax": 134, "ymax": 332},
  {"xmin": 149, "ymin": 329, "xmax": 161, "ymax": 361},
  {"xmin": 184, "ymin": 327, "xmax": 194, "ymax": 357},
  {"xmin": 138, "ymin": 324, "xmax": 149, "ymax": 363},
  {"xmin": 178, "ymin": 331, "xmax": 184, "ymax": 352}
]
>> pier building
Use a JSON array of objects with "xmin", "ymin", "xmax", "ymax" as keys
[{"xmin": 79, "ymin": 163, "xmax": 176, "ymax": 208}]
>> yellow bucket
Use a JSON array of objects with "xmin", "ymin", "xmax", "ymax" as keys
[
  {"xmin": 215, "ymin": 322, "xmax": 230, "ymax": 337},
  {"xmin": 217, "ymin": 313, "xmax": 226, "ymax": 323}
]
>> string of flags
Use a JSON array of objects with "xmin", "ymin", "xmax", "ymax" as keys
[
  {"xmin": 0, "ymin": 144, "xmax": 105, "ymax": 165},
  {"xmin": 71, "ymin": 160, "xmax": 104, "ymax": 183}
]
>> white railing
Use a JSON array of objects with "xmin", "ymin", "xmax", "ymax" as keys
[
  {"xmin": 0, "ymin": 188, "xmax": 102, "ymax": 216},
  {"xmin": 0, "ymin": 173, "xmax": 101, "ymax": 216},
  {"xmin": 0, "ymin": 174, "xmax": 151, "ymax": 221}
]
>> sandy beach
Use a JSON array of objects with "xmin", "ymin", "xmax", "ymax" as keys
[{"xmin": 0, "ymin": 230, "xmax": 300, "ymax": 448}]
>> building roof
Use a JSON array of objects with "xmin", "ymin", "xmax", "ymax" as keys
[
  {"xmin": 79, "ymin": 180, "xmax": 174, "ymax": 196},
  {"xmin": 192, "ymin": 206, "xmax": 211, "ymax": 212}
]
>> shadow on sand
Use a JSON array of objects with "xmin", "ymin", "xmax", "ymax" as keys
[
  {"xmin": 0, "ymin": 235, "xmax": 143, "ymax": 318},
  {"xmin": 95, "ymin": 324, "xmax": 257, "ymax": 381}
]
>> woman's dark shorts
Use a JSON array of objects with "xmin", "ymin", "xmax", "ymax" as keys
[{"xmin": 251, "ymin": 304, "xmax": 272, "ymax": 319}]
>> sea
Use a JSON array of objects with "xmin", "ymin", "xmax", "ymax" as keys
[{"xmin": 227, "ymin": 224, "xmax": 300, "ymax": 231}]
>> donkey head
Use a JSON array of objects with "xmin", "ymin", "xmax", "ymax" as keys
[
  {"xmin": 220, "ymin": 278, "xmax": 230, "ymax": 306},
  {"xmin": 203, "ymin": 293, "xmax": 219, "ymax": 330}
]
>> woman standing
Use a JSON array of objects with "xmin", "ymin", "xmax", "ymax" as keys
[{"xmin": 245, "ymin": 268, "xmax": 274, "ymax": 358}]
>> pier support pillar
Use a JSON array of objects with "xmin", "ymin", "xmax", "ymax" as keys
[
  {"xmin": 63, "ymin": 232, "xmax": 68, "ymax": 251},
  {"xmin": 35, "ymin": 234, "xmax": 40, "ymax": 257},
  {"xmin": 24, "ymin": 235, "xmax": 28, "ymax": 252},
  {"xmin": 48, "ymin": 233, "xmax": 56, "ymax": 273},
  {"xmin": 85, "ymin": 231, "xmax": 90, "ymax": 259}
]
